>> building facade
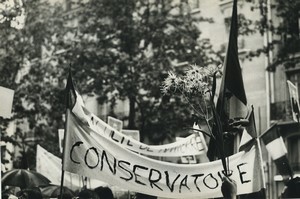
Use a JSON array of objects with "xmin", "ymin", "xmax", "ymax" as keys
[{"xmin": 191, "ymin": 0, "xmax": 300, "ymax": 198}]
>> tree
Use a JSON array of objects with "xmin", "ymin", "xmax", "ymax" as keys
[
  {"xmin": 57, "ymin": 0, "xmax": 219, "ymax": 143},
  {"xmin": 244, "ymin": 0, "xmax": 300, "ymax": 70},
  {"xmin": 0, "ymin": 0, "xmax": 67, "ymax": 168},
  {"xmin": 270, "ymin": 0, "xmax": 300, "ymax": 69}
]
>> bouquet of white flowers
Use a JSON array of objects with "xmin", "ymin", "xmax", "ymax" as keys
[{"xmin": 162, "ymin": 64, "xmax": 230, "ymax": 175}]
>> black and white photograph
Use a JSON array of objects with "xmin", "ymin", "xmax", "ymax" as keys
[{"xmin": 1, "ymin": 0, "xmax": 300, "ymax": 198}]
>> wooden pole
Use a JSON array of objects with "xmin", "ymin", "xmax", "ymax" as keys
[{"xmin": 59, "ymin": 109, "xmax": 70, "ymax": 199}]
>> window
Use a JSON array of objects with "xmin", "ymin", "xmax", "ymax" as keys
[
  {"xmin": 1, "ymin": 145, "xmax": 6, "ymax": 163},
  {"xmin": 188, "ymin": 0, "xmax": 200, "ymax": 11},
  {"xmin": 287, "ymin": 70, "xmax": 300, "ymax": 92},
  {"xmin": 285, "ymin": 71, "xmax": 300, "ymax": 121},
  {"xmin": 180, "ymin": 0, "xmax": 200, "ymax": 15},
  {"xmin": 65, "ymin": 0, "xmax": 82, "ymax": 11},
  {"xmin": 281, "ymin": 7, "xmax": 300, "ymax": 54},
  {"xmin": 284, "ymin": 10, "xmax": 299, "ymax": 41},
  {"xmin": 287, "ymin": 135, "xmax": 300, "ymax": 171}
]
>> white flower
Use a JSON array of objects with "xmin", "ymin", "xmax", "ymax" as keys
[
  {"xmin": 162, "ymin": 71, "xmax": 180, "ymax": 94},
  {"xmin": 162, "ymin": 64, "xmax": 218, "ymax": 96}
]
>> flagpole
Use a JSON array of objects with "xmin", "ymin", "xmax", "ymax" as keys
[
  {"xmin": 209, "ymin": 92, "xmax": 228, "ymax": 176},
  {"xmin": 59, "ymin": 109, "xmax": 70, "ymax": 199},
  {"xmin": 60, "ymin": 69, "xmax": 76, "ymax": 199},
  {"xmin": 59, "ymin": 87, "xmax": 68, "ymax": 199},
  {"xmin": 59, "ymin": 168, "xmax": 65, "ymax": 199}
]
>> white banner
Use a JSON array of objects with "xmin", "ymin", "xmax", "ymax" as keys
[
  {"xmin": 121, "ymin": 129, "xmax": 140, "ymax": 141},
  {"xmin": 36, "ymin": 145, "xmax": 82, "ymax": 190},
  {"xmin": 72, "ymin": 96, "xmax": 206, "ymax": 157},
  {"xmin": 36, "ymin": 145, "xmax": 107, "ymax": 190},
  {"xmin": 63, "ymin": 111, "xmax": 263, "ymax": 198},
  {"xmin": 0, "ymin": 86, "xmax": 14, "ymax": 118},
  {"xmin": 176, "ymin": 137, "xmax": 196, "ymax": 164}
]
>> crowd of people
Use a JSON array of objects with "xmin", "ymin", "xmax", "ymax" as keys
[
  {"xmin": 220, "ymin": 176, "xmax": 300, "ymax": 199},
  {"xmin": 1, "ymin": 176, "xmax": 300, "ymax": 199},
  {"xmin": 1, "ymin": 186, "xmax": 114, "ymax": 199}
]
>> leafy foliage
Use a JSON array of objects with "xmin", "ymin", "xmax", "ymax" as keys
[
  {"xmin": 0, "ymin": 0, "xmax": 67, "ymax": 168},
  {"xmin": 1, "ymin": 0, "xmax": 220, "ymax": 169},
  {"xmin": 245, "ymin": 0, "xmax": 300, "ymax": 69},
  {"xmin": 56, "ymin": 0, "xmax": 220, "ymax": 142}
]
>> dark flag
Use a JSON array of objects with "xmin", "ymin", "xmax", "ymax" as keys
[
  {"xmin": 217, "ymin": 0, "xmax": 247, "ymax": 110},
  {"xmin": 61, "ymin": 69, "xmax": 81, "ymax": 198},
  {"xmin": 261, "ymin": 124, "xmax": 294, "ymax": 178},
  {"xmin": 207, "ymin": 0, "xmax": 248, "ymax": 160},
  {"xmin": 65, "ymin": 69, "xmax": 77, "ymax": 109},
  {"xmin": 61, "ymin": 68, "xmax": 77, "ymax": 198}
]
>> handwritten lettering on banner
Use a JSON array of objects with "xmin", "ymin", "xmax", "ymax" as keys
[
  {"xmin": 121, "ymin": 129, "xmax": 140, "ymax": 141},
  {"xmin": 63, "ymin": 111, "xmax": 260, "ymax": 198},
  {"xmin": 176, "ymin": 137, "xmax": 197, "ymax": 164},
  {"xmin": 72, "ymin": 103, "xmax": 205, "ymax": 157}
]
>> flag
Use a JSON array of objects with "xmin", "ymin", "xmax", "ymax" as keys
[
  {"xmin": 207, "ymin": 0, "xmax": 248, "ymax": 161},
  {"xmin": 65, "ymin": 70, "xmax": 93, "ymax": 127},
  {"xmin": 238, "ymin": 106, "xmax": 266, "ymax": 198},
  {"xmin": 261, "ymin": 124, "xmax": 293, "ymax": 177},
  {"xmin": 64, "ymin": 69, "xmax": 89, "ymax": 126},
  {"xmin": 287, "ymin": 80, "xmax": 299, "ymax": 123},
  {"xmin": 239, "ymin": 106, "xmax": 257, "ymax": 152},
  {"xmin": 238, "ymin": 134, "xmax": 266, "ymax": 198},
  {"xmin": 217, "ymin": 0, "xmax": 247, "ymax": 110},
  {"xmin": 0, "ymin": 86, "xmax": 14, "ymax": 118},
  {"xmin": 65, "ymin": 69, "xmax": 77, "ymax": 109},
  {"xmin": 62, "ymin": 69, "xmax": 78, "ymax": 175},
  {"xmin": 216, "ymin": 0, "xmax": 248, "ymax": 123}
]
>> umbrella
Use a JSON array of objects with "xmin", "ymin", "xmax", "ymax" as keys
[
  {"xmin": 40, "ymin": 184, "xmax": 75, "ymax": 198},
  {"xmin": 1, "ymin": 169, "xmax": 51, "ymax": 189}
]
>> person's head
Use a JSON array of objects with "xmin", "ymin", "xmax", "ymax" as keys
[
  {"xmin": 281, "ymin": 177, "xmax": 300, "ymax": 198},
  {"xmin": 77, "ymin": 189, "xmax": 100, "ymax": 199},
  {"xmin": 16, "ymin": 188, "xmax": 42, "ymax": 199},
  {"xmin": 94, "ymin": 186, "xmax": 114, "ymax": 199}
]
